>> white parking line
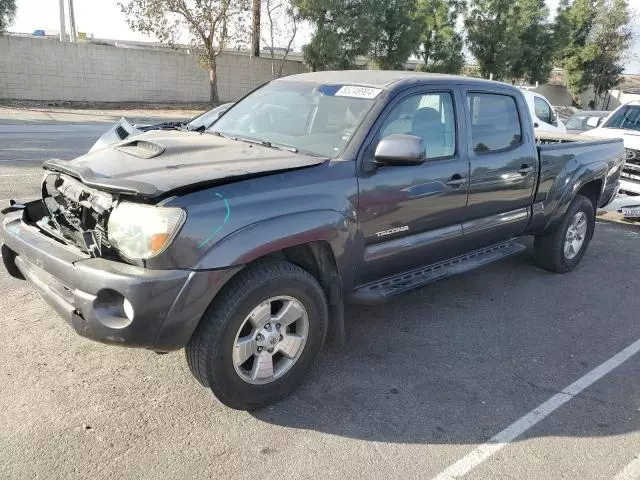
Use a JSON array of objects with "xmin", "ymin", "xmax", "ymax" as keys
[
  {"xmin": 431, "ymin": 338, "xmax": 640, "ymax": 480},
  {"xmin": 613, "ymin": 454, "xmax": 640, "ymax": 480}
]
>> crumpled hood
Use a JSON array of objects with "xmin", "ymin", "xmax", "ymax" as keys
[{"xmin": 43, "ymin": 130, "xmax": 327, "ymax": 197}]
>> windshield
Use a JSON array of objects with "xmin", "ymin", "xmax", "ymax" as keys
[
  {"xmin": 186, "ymin": 103, "xmax": 232, "ymax": 130},
  {"xmin": 210, "ymin": 81, "xmax": 380, "ymax": 157},
  {"xmin": 566, "ymin": 113, "xmax": 605, "ymax": 131},
  {"xmin": 602, "ymin": 104, "xmax": 640, "ymax": 131}
]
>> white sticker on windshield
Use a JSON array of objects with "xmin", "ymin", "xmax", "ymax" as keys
[{"xmin": 334, "ymin": 85, "xmax": 382, "ymax": 99}]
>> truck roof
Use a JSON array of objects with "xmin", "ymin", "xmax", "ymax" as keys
[{"xmin": 280, "ymin": 70, "xmax": 511, "ymax": 90}]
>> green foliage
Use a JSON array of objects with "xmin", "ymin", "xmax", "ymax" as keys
[
  {"xmin": 590, "ymin": 0, "xmax": 632, "ymax": 106},
  {"xmin": 369, "ymin": 0, "xmax": 422, "ymax": 70},
  {"xmin": 415, "ymin": 0, "xmax": 465, "ymax": 74},
  {"xmin": 555, "ymin": 0, "xmax": 632, "ymax": 106},
  {"xmin": 465, "ymin": 0, "xmax": 554, "ymax": 83},
  {"xmin": 553, "ymin": 0, "xmax": 598, "ymax": 103},
  {"xmin": 296, "ymin": 0, "xmax": 373, "ymax": 70},
  {"xmin": 0, "ymin": 0, "xmax": 17, "ymax": 34}
]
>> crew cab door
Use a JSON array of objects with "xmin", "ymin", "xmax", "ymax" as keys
[
  {"xmin": 461, "ymin": 90, "xmax": 538, "ymax": 246},
  {"xmin": 355, "ymin": 87, "xmax": 470, "ymax": 283}
]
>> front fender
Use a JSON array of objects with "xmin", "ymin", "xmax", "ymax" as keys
[{"xmin": 193, "ymin": 210, "xmax": 353, "ymax": 271}]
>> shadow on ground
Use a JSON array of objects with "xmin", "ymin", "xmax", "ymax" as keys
[{"xmin": 251, "ymin": 228, "xmax": 640, "ymax": 444}]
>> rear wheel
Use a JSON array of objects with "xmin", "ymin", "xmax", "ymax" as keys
[
  {"xmin": 185, "ymin": 259, "xmax": 328, "ymax": 410},
  {"xmin": 533, "ymin": 194, "xmax": 595, "ymax": 273}
]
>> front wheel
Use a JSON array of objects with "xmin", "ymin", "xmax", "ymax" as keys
[
  {"xmin": 533, "ymin": 194, "xmax": 595, "ymax": 273},
  {"xmin": 185, "ymin": 260, "xmax": 328, "ymax": 410}
]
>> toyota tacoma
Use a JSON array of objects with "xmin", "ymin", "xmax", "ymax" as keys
[{"xmin": 1, "ymin": 71, "xmax": 625, "ymax": 410}]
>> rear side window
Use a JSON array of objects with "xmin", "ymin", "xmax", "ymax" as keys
[
  {"xmin": 467, "ymin": 93, "xmax": 522, "ymax": 153},
  {"xmin": 534, "ymin": 96, "xmax": 552, "ymax": 124}
]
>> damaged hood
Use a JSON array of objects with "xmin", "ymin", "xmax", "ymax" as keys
[{"xmin": 43, "ymin": 130, "xmax": 327, "ymax": 197}]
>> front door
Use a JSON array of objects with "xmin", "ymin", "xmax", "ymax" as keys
[{"xmin": 356, "ymin": 87, "xmax": 470, "ymax": 284}]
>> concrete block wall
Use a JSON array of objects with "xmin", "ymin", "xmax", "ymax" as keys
[{"xmin": 0, "ymin": 36, "xmax": 307, "ymax": 103}]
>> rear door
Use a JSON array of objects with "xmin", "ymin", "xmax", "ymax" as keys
[
  {"xmin": 355, "ymin": 86, "xmax": 470, "ymax": 283},
  {"xmin": 461, "ymin": 90, "xmax": 538, "ymax": 246}
]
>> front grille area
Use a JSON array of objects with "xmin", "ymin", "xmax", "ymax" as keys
[
  {"xmin": 620, "ymin": 148, "xmax": 640, "ymax": 195},
  {"xmin": 622, "ymin": 149, "xmax": 640, "ymax": 181},
  {"xmin": 38, "ymin": 173, "xmax": 116, "ymax": 256}
]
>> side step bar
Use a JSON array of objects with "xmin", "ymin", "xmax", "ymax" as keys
[{"xmin": 351, "ymin": 240, "xmax": 527, "ymax": 305}]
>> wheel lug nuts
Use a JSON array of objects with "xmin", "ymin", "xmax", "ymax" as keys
[
  {"xmin": 256, "ymin": 334, "xmax": 263, "ymax": 340},
  {"xmin": 267, "ymin": 348, "xmax": 273, "ymax": 353},
  {"xmin": 279, "ymin": 335, "xmax": 283, "ymax": 341},
  {"xmin": 265, "ymin": 323, "xmax": 271, "ymax": 330},
  {"xmin": 276, "ymin": 323, "xmax": 281, "ymax": 330},
  {"xmin": 257, "ymin": 346, "xmax": 263, "ymax": 352}
]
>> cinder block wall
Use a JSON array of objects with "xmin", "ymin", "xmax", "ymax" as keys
[{"xmin": 0, "ymin": 36, "xmax": 307, "ymax": 103}]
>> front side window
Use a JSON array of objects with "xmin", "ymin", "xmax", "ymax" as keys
[
  {"xmin": 602, "ymin": 104, "xmax": 640, "ymax": 132},
  {"xmin": 467, "ymin": 93, "xmax": 522, "ymax": 153},
  {"xmin": 534, "ymin": 97, "xmax": 552, "ymax": 124},
  {"xmin": 379, "ymin": 92, "xmax": 456, "ymax": 159},
  {"xmin": 211, "ymin": 81, "xmax": 378, "ymax": 157}
]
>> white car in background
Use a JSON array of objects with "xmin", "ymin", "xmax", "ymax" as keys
[
  {"xmin": 581, "ymin": 100, "xmax": 640, "ymax": 198},
  {"xmin": 520, "ymin": 89, "xmax": 567, "ymax": 133}
]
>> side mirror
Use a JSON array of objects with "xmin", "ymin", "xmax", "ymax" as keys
[
  {"xmin": 374, "ymin": 134, "xmax": 426, "ymax": 167},
  {"xmin": 586, "ymin": 116, "xmax": 601, "ymax": 128}
]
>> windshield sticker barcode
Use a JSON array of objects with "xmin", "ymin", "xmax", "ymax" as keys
[{"xmin": 334, "ymin": 86, "xmax": 382, "ymax": 99}]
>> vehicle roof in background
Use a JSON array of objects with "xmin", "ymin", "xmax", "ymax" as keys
[{"xmin": 278, "ymin": 70, "xmax": 515, "ymax": 90}]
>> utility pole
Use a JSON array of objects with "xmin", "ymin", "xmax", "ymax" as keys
[
  {"xmin": 58, "ymin": 0, "xmax": 67, "ymax": 43},
  {"xmin": 67, "ymin": 0, "xmax": 78, "ymax": 43}
]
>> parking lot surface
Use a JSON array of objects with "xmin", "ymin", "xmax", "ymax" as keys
[{"xmin": 0, "ymin": 117, "xmax": 638, "ymax": 480}]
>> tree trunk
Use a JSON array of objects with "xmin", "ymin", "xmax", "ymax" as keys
[
  {"xmin": 252, "ymin": 0, "xmax": 261, "ymax": 57},
  {"xmin": 209, "ymin": 64, "xmax": 220, "ymax": 105}
]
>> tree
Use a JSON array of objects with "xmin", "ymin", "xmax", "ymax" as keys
[
  {"xmin": 119, "ymin": 0, "xmax": 250, "ymax": 104},
  {"xmin": 465, "ymin": 0, "xmax": 554, "ymax": 83},
  {"xmin": 295, "ymin": 0, "xmax": 373, "ymax": 71},
  {"xmin": 0, "ymin": 0, "xmax": 17, "ymax": 34},
  {"xmin": 554, "ymin": 0, "xmax": 632, "ymax": 107},
  {"xmin": 252, "ymin": 0, "xmax": 261, "ymax": 56},
  {"xmin": 261, "ymin": 0, "xmax": 299, "ymax": 77},
  {"xmin": 553, "ymin": 0, "xmax": 598, "ymax": 104},
  {"xmin": 415, "ymin": 0, "xmax": 465, "ymax": 74},
  {"xmin": 465, "ymin": 0, "xmax": 516, "ymax": 79},
  {"xmin": 590, "ymin": 0, "xmax": 632, "ymax": 107},
  {"xmin": 509, "ymin": 0, "xmax": 554, "ymax": 83},
  {"xmin": 368, "ymin": 0, "xmax": 421, "ymax": 69}
]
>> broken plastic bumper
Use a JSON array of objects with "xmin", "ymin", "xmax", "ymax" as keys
[{"xmin": 1, "ymin": 211, "xmax": 240, "ymax": 351}]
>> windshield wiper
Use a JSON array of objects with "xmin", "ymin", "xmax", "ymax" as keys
[{"xmin": 209, "ymin": 131, "xmax": 298, "ymax": 153}]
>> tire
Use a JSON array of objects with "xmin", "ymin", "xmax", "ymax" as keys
[
  {"xmin": 533, "ymin": 194, "xmax": 595, "ymax": 273},
  {"xmin": 185, "ymin": 259, "xmax": 328, "ymax": 410}
]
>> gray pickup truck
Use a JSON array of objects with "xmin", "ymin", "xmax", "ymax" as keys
[{"xmin": 1, "ymin": 71, "xmax": 624, "ymax": 410}]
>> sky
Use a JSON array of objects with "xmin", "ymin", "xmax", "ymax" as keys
[{"xmin": 8, "ymin": 0, "xmax": 640, "ymax": 73}]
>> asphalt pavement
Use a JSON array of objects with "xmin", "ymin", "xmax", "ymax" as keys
[{"xmin": 0, "ymin": 114, "xmax": 638, "ymax": 480}]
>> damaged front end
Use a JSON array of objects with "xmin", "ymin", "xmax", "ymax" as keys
[{"xmin": 38, "ymin": 173, "xmax": 117, "ymax": 258}]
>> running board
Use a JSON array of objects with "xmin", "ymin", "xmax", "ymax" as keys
[{"xmin": 351, "ymin": 240, "xmax": 527, "ymax": 304}]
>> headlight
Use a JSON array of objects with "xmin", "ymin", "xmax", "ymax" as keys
[{"xmin": 107, "ymin": 202, "xmax": 186, "ymax": 259}]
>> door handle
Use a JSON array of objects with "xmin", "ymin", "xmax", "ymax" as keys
[
  {"xmin": 518, "ymin": 165, "xmax": 534, "ymax": 175},
  {"xmin": 446, "ymin": 176, "xmax": 468, "ymax": 187}
]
